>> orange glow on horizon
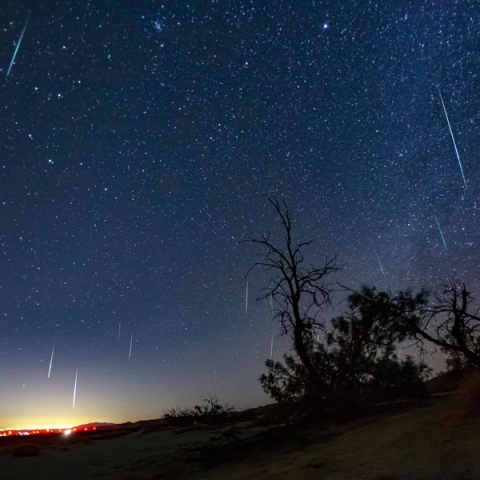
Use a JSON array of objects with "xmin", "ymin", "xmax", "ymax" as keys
[
  {"xmin": 1, "ymin": 422, "xmax": 77, "ymax": 432},
  {"xmin": 2, "ymin": 414, "xmax": 97, "ymax": 431},
  {"xmin": 0, "ymin": 426, "xmax": 73, "ymax": 436},
  {"xmin": 1, "ymin": 425, "xmax": 72, "ymax": 431},
  {"xmin": 0, "ymin": 426, "xmax": 98, "ymax": 437}
]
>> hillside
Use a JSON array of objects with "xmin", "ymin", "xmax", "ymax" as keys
[{"xmin": 1, "ymin": 391, "xmax": 479, "ymax": 479}]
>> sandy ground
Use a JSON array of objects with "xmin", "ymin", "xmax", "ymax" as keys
[
  {"xmin": 2, "ymin": 395, "xmax": 480, "ymax": 480},
  {"xmin": 0, "ymin": 421, "xmax": 268, "ymax": 479}
]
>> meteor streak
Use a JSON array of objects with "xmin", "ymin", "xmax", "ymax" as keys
[
  {"xmin": 434, "ymin": 216, "xmax": 448, "ymax": 250},
  {"xmin": 129, "ymin": 333, "xmax": 133, "ymax": 361},
  {"xmin": 6, "ymin": 12, "xmax": 31, "ymax": 78},
  {"xmin": 117, "ymin": 323, "xmax": 121, "ymax": 341},
  {"xmin": 373, "ymin": 247, "xmax": 386, "ymax": 277},
  {"xmin": 72, "ymin": 368, "xmax": 78, "ymax": 408},
  {"xmin": 438, "ymin": 87, "xmax": 467, "ymax": 187},
  {"xmin": 47, "ymin": 346, "xmax": 55, "ymax": 378}
]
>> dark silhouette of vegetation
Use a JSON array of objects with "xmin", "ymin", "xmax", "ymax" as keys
[
  {"xmin": 414, "ymin": 281, "xmax": 480, "ymax": 368},
  {"xmin": 251, "ymin": 199, "xmax": 430, "ymax": 410},
  {"xmin": 260, "ymin": 287, "xmax": 430, "ymax": 407},
  {"xmin": 192, "ymin": 394, "xmax": 234, "ymax": 417},
  {"xmin": 349, "ymin": 281, "xmax": 480, "ymax": 369},
  {"xmin": 163, "ymin": 394, "xmax": 234, "ymax": 424},
  {"xmin": 249, "ymin": 197, "xmax": 337, "ymax": 403}
]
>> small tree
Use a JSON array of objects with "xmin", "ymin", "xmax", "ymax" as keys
[
  {"xmin": 415, "ymin": 281, "xmax": 480, "ymax": 368},
  {"xmin": 260, "ymin": 286, "xmax": 430, "ymax": 406},
  {"xmin": 352, "ymin": 281, "xmax": 480, "ymax": 369},
  {"xmin": 250, "ymin": 197, "xmax": 337, "ymax": 401}
]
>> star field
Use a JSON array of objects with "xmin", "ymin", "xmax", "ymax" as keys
[{"xmin": 1, "ymin": 1, "xmax": 480, "ymax": 428}]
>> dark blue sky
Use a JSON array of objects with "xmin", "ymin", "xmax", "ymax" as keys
[{"xmin": 1, "ymin": 0, "xmax": 480, "ymax": 428}]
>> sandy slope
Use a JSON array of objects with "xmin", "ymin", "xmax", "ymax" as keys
[
  {"xmin": 2, "ymin": 394, "xmax": 480, "ymax": 480},
  {"xmin": 0, "ymin": 425, "xmax": 229, "ymax": 479}
]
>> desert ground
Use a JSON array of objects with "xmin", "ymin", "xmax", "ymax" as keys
[{"xmin": 1, "ymin": 393, "xmax": 479, "ymax": 480}]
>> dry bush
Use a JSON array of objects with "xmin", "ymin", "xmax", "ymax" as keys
[
  {"xmin": 457, "ymin": 369, "xmax": 480, "ymax": 416},
  {"xmin": 11, "ymin": 444, "xmax": 40, "ymax": 457}
]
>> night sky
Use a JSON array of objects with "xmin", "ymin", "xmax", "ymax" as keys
[{"xmin": 1, "ymin": 1, "xmax": 480, "ymax": 429}]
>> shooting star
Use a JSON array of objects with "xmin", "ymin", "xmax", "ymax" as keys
[
  {"xmin": 117, "ymin": 323, "xmax": 121, "ymax": 341},
  {"xmin": 47, "ymin": 346, "xmax": 55, "ymax": 378},
  {"xmin": 245, "ymin": 275, "xmax": 249, "ymax": 315},
  {"xmin": 6, "ymin": 12, "xmax": 31, "ymax": 78},
  {"xmin": 373, "ymin": 247, "xmax": 386, "ymax": 278},
  {"xmin": 438, "ymin": 87, "xmax": 467, "ymax": 187},
  {"xmin": 129, "ymin": 333, "xmax": 133, "ymax": 361},
  {"xmin": 434, "ymin": 215, "xmax": 448, "ymax": 250},
  {"xmin": 72, "ymin": 368, "xmax": 78, "ymax": 408},
  {"xmin": 270, "ymin": 334, "xmax": 274, "ymax": 359}
]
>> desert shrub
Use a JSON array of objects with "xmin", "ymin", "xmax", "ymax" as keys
[
  {"xmin": 457, "ymin": 369, "xmax": 480, "ymax": 416},
  {"xmin": 12, "ymin": 444, "xmax": 40, "ymax": 457},
  {"xmin": 163, "ymin": 406, "xmax": 186, "ymax": 419},
  {"xmin": 163, "ymin": 406, "xmax": 195, "ymax": 424},
  {"xmin": 163, "ymin": 395, "xmax": 234, "ymax": 424},
  {"xmin": 192, "ymin": 394, "xmax": 233, "ymax": 418}
]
